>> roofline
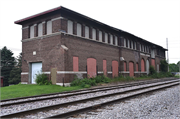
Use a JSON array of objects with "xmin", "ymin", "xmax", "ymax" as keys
[
  {"xmin": 14, "ymin": 6, "xmax": 166, "ymax": 49},
  {"xmin": 14, "ymin": 6, "xmax": 62, "ymax": 24}
]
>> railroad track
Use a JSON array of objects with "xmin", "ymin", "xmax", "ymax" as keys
[
  {"xmin": 0, "ymin": 78, "xmax": 179, "ymax": 118},
  {"xmin": 0, "ymin": 77, "xmax": 177, "ymax": 107}
]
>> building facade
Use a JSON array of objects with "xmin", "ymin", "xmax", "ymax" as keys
[{"xmin": 15, "ymin": 6, "xmax": 166, "ymax": 86}]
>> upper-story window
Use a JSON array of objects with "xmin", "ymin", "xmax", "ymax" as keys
[
  {"xmin": 134, "ymin": 42, "xmax": 136, "ymax": 50},
  {"xmin": 142, "ymin": 45, "xmax": 144, "ymax": 52},
  {"xmin": 30, "ymin": 25, "xmax": 34, "ymax": 38},
  {"xmin": 67, "ymin": 20, "xmax": 73, "ymax": 34},
  {"xmin": 92, "ymin": 28, "xmax": 96, "ymax": 40},
  {"xmin": 131, "ymin": 41, "xmax": 133, "ymax": 49},
  {"xmin": 85, "ymin": 26, "xmax": 89, "ymax": 38},
  {"xmin": 99, "ymin": 30, "xmax": 102, "ymax": 42},
  {"xmin": 128, "ymin": 40, "xmax": 130, "ymax": 48},
  {"xmin": 47, "ymin": 20, "xmax": 52, "ymax": 34},
  {"xmin": 139, "ymin": 44, "xmax": 141, "ymax": 51},
  {"xmin": 105, "ymin": 32, "xmax": 108, "ymax": 43},
  {"xmin": 77, "ymin": 23, "xmax": 82, "ymax": 37},
  {"xmin": 147, "ymin": 46, "xmax": 149, "ymax": 53},
  {"xmin": 115, "ymin": 36, "xmax": 118, "ymax": 46},
  {"xmin": 151, "ymin": 49, "xmax": 155, "ymax": 58},
  {"xmin": 38, "ymin": 23, "xmax": 43, "ymax": 37},
  {"xmin": 124, "ymin": 38, "xmax": 126, "ymax": 47},
  {"xmin": 110, "ymin": 34, "xmax": 113, "ymax": 45}
]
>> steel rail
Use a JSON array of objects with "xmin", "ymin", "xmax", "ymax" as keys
[
  {"xmin": 1, "ymin": 78, "xmax": 178, "ymax": 107},
  {"xmin": 1, "ymin": 79, "xmax": 179, "ymax": 118}
]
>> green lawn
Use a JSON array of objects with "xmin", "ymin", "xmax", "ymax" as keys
[{"xmin": 0, "ymin": 84, "xmax": 83, "ymax": 100}]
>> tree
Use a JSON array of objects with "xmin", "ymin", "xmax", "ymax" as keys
[
  {"xmin": 160, "ymin": 60, "xmax": 168, "ymax": 72},
  {"xmin": 169, "ymin": 63, "xmax": 179, "ymax": 72},
  {"xmin": 1, "ymin": 46, "xmax": 15, "ymax": 86},
  {"xmin": 8, "ymin": 53, "xmax": 22, "ymax": 85}
]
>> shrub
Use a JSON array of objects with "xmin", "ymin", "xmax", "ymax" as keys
[
  {"xmin": 160, "ymin": 60, "xmax": 168, "ymax": 72},
  {"xmin": 149, "ymin": 66, "xmax": 157, "ymax": 75},
  {"xmin": 35, "ymin": 72, "xmax": 52, "ymax": 85}
]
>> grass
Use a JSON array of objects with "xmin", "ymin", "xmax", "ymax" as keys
[{"xmin": 0, "ymin": 84, "xmax": 83, "ymax": 100}]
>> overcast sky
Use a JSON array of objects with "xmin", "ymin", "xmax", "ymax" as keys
[{"xmin": 0, "ymin": 0, "xmax": 180, "ymax": 64}]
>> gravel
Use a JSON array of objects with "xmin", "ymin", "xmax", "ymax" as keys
[
  {"xmin": 0, "ymin": 80, "xmax": 177, "ymax": 117},
  {"xmin": 76, "ymin": 84, "xmax": 180, "ymax": 119}
]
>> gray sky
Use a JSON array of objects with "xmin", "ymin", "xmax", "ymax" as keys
[{"xmin": 0, "ymin": 0, "xmax": 180, "ymax": 64}]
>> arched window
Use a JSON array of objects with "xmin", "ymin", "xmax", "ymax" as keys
[
  {"xmin": 141, "ymin": 59, "xmax": 145, "ymax": 72},
  {"xmin": 129, "ymin": 62, "xmax": 134, "ymax": 77},
  {"xmin": 87, "ymin": 58, "xmax": 96, "ymax": 78},
  {"xmin": 112, "ymin": 61, "xmax": 118, "ymax": 77}
]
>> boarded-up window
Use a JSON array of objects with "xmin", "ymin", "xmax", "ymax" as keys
[
  {"xmin": 112, "ymin": 61, "xmax": 118, "ymax": 78},
  {"xmin": 124, "ymin": 39, "xmax": 126, "ymax": 47},
  {"xmin": 99, "ymin": 31, "xmax": 102, "ymax": 42},
  {"xmin": 141, "ymin": 59, "xmax": 145, "ymax": 72},
  {"xmin": 129, "ymin": 62, "xmax": 134, "ymax": 77},
  {"xmin": 105, "ymin": 33, "xmax": 108, "ymax": 43},
  {"xmin": 110, "ymin": 34, "xmax": 113, "ymax": 44},
  {"xmin": 30, "ymin": 25, "xmax": 34, "ymax": 38},
  {"xmin": 87, "ymin": 58, "xmax": 96, "ymax": 78},
  {"xmin": 103, "ymin": 60, "xmax": 107, "ymax": 76},
  {"xmin": 68, "ymin": 20, "xmax": 73, "ymax": 34},
  {"xmin": 136, "ymin": 63, "xmax": 138, "ymax": 71},
  {"xmin": 38, "ymin": 23, "xmax": 42, "ymax": 37},
  {"xmin": 47, "ymin": 20, "xmax": 52, "ymax": 34},
  {"xmin": 77, "ymin": 23, "xmax": 82, "ymax": 37},
  {"xmin": 151, "ymin": 59, "xmax": 155, "ymax": 68},
  {"xmin": 92, "ymin": 28, "xmax": 96, "ymax": 40},
  {"xmin": 124, "ymin": 62, "xmax": 127, "ymax": 71},
  {"xmin": 73, "ymin": 57, "xmax": 79, "ymax": 71},
  {"xmin": 85, "ymin": 26, "xmax": 89, "ymax": 38},
  {"xmin": 115, "ymin": 36, "xmax": 118, "ymax": 46}
]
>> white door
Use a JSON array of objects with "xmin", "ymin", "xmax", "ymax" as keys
[
  {"xmin": 31, "ymin": 62, "xmax": 42, "ymax": 84},
  {"xmin": 146, "ymin": 60, "xmax": 149, "ymax": 75}
]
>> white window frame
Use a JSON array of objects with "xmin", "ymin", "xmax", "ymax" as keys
[
  {"xmin": 131, "ymin": 41, "xmax": 133, "ymax": 49},
  {"xmin": 110, "ymin": 34, "xmax": 113, "ymax": 45},
  {"xmin": 92, "ymin": 28, "xmax": 96, "ymax": 40},
  {"xmin": 38, "ymin": 23, "xmax": 43, "ymax": 37},
  {"xmin": 30, "ymin": 25, "xmax": 34, "ymax": 38},
  {"xmin": 124, "ymin": 38, "xmax": 126, "ymax": 47},
  {"xmin": 105, "ymin": 33, "xmax": 108, "ymax": 43},
  {"xmin": 47, "ymin": 20, "xmax": 52, "ymax": 34},
  {"xmin": 115, "ymin": 36, "xmax": 118, "ymax": 46},
  {"xmin": 134, "ymin": 42, "xmax": 136, "ymax": 50},
  {"xmin": 85, "ymin": 26, "xmax": 89, "ymax": 38},
  {"xmin": 77, "ymin": 23, "xmax": 82, "ymax": 37},
  {"xmin": 128, "ymin": 40, "xmax": 130, "ymax": 48},
  {"xmin": 139, "ymin": 44, "xmax": 141, "ymax": 51},
  {"xmin": 67, "ymin": 20, "xmax": 73, "ymax": 34}
]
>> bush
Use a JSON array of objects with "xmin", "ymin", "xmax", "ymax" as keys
[
  {"xmin": 149, "ymin": 66, "xmax": 157, "ymax": 75},
  {"xmin": 35, "ymin": 72, "xmax": 52, "ymax": 85},
  {"xmin": 160, "ymin": 60, "xmax": 168, "ymax": 72}
]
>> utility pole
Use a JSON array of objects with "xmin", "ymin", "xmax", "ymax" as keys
[{"xmin": 166, "ymin": 38, "xmax": 169, "ymax": 72}]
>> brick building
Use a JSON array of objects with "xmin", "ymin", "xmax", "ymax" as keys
[{"xmin": 15, "ymin": 6, "xmax": 166, "ymax": 86}]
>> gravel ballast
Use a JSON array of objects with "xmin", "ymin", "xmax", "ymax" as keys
[{"xmin": 76, "ymin": 84, "xmax": 180, "ymax": 119}]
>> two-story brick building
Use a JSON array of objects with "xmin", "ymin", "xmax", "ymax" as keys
[{"xmin": 15, "ymin": 6, "xmax": 167, "ymax": 86}]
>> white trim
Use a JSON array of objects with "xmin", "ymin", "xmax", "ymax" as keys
[
  {"xmin": 22, "ymin": 26, "xmax": 29, "ymax": 29},
  {"xmin": 43, "ymin": 72, "xmax": 51, "ymax": 74},
  {"xmin": 52, "ymin": 17, "xmax": 63, "ymax": 21},
  {"xmin": 42, "ymin": 21, "xmax": 46, "ymax": 24},
  {"xmin": 21, "ymin": 72, "xmax": 29, "ymax": 75},
  {"xmin": 119, "ymin": 71, "xmax": 129, "ymax": 73},
  {"xmin": 57, "ymin": 71, "xmax": 87, "ymax": 74},
  {"xmin": 33, "ymin": 24, "xmax": 37, "ymax": 26},
  {"xmin": 56, "ymin": 83, "xmax": 70, "ymax": 86},
  {"xmin": 107, "ymin": 71, "xmax": 112, "ymax": 74},
  {"xmin": 21, "ymin": 82, "xmax": 28, "ymax": 84},
  {"xmin": 141, "ymin": 72, "xmax": 147, "ymax": 73},
  {"xmin": 134, "ymin": 71, "xmax": 141, "ymax": 73},
  {"xmin": 98, "ymin": 71, "xmax": 104, "ymax": 74},
  {"xmin": 140, "ymin": 53, "xmax": 150, "ymax": 57}
]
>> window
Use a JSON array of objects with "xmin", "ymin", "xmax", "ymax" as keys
[
  {"xmin": 115, "ymin": 36, "xmax": 118, "ymax": 46},
  {"xmin": 134, "ymin": 42, "xmax": 136, "ymax": 50},
  {"xmin": 68, "ymin": 20, "xmax": 73, "ymax": 34},
  {"xmin": 47, "ymin": 20, "xmax": 52, "ymax": 34},
  {"xmin": 92, "ymin": 28, "xmax": 96, "ymax": 40},
  {"xmin": 85, "ymin": 26, "xmax": 89, "ymax": 38},
  {"xmin": 110, "ymin": 34, "xmax": 113, "ymax": 44},
  {"xmin": 30, "ymin": 25, "xmax": 34, "ymax": 38},
  {"xmin": 128, "ymin": 40, "xmax": 130, "ymax": 48},
  {"xmin": 105, "ymin": 33, "xmax": 108, "ymax": 43},
  {"xmin": 147, "ymin": 46, "xmax": 149, "ymax": 53},
  {"xmin": 124, "ymin": 62, "xmax": 127, "ymax": 71},
  {"xmin": 139, "ymin": 44, "xmax": 141, "ymax": 51},
  {"xmin": 73, "ymin": 57, "xmax": 79, "ymax": 71},
  {"xmin": 131, "ymin": 41, "xmax": 133, "ymax": 49},
  {"xmin": 38, "ymin": 23, "xmax": 42, "ymax": 37},
  {"xmin": 99, "ymin": 31, "xmax": 102, "ymax": 42},
  {"xmin": 77, "ymin": 23, "xmax": 82, "ymax": 37},
  {"xmin": 124, "ymin": 38, "xmax": 126, "ymax": 47},
  {"xmin": 142, "ymin": 45, "xmax": 144, "ymax": 52}
]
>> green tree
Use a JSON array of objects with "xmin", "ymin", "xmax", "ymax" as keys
[
  {"xmin": 169, "ymin": 63, "xmax": 179, "ymax": 72},
  {"xmin": 160, "ymin": 60, "xmax": 168, "ymax": 72},
  {"xmin": 8, "ymin": 53, "xmax": 22, "ymax": 85},
  {"xmin": 1, "ymin": 46, "xmax": 15, "ymax": 86}
]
